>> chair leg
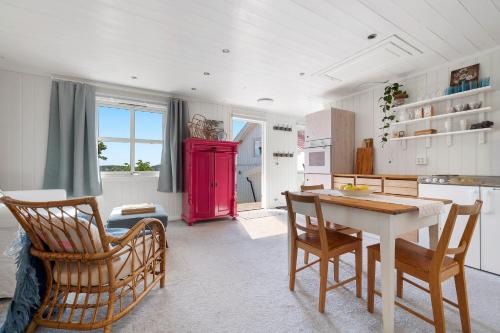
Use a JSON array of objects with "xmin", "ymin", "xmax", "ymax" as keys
[
  {"xmin": 429, "ymin": 278, "xmax": 446, "ymax": 333},
  {"xmin": 103, "ymin": 325, "xmax": 113, "ymax": 333},
  {"xmin": 454, "ymin": 270, "xmax": 472, "ymax": 333},
  {"xmin": 355, "ymin": 243, "xmax": 362, "ymax": 298},
  {"xmin": 318, "ymin": 257, "xmax": 329, "ymax": 313},
  {"xmin": 304, "ymin": 250, "xmax": 309, "ymax": 265},
  {"xmin": 367, "ymin": 249, "xmax": 375, "ymax": 313},
  {"xmin": 26, "ymin": 321, "xmax": 38, "ymax": 333},
  {"xmin": 289, "ymin": 242, "xmax": 298, "ymax": 291},
  {"xmin": 333, "ymin": 256, "xmax": 340, "ymax": 282},
  {"xmin": 396, "ymin": 270, "xmax": 403, "ymax": 298}
]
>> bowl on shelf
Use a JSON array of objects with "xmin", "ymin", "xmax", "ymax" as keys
[{"xmin": 470, "ymin": 101, "xmax": 482, "ymax": 109}]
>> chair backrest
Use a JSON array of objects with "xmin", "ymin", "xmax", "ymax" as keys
[
  {"xmin": 431, "ymin": 200, "xmax": 483, "ymax": 270},
  {"xmin": 284, "ymin": 191, "xmax": 328, "ymax": 250},
  {"xmin": 301, "ymin": 184, "xmax": 325, "ymax": 192},
  {"xmin": 0, "ymin": 196, "xmax": 109, "ymax": 254}
]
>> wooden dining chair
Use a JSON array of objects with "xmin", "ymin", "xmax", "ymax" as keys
[
  {"xmin": 285, "ymin": 191, "xmax": 362, "ymax": 313},
  {"xmin": 367, "ymin": 200, "xmax": 482, "ymax": 333},
  {"xmin": 300, "ymin": 184, "xmax": 362, "ymax": 282}
]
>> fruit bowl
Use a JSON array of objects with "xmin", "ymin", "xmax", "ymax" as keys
[{"xmin": 338, "ymin": 189, "xmax": 374, "ymax": 197}]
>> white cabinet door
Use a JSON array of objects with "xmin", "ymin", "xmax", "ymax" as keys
[
  {"xmin": 481, "ymin": 187, "xmax": 500, "ymax": 275},
  {"xmin": 305, "ymin": 109, "xmax": 331, "ymax": 141},
  {"xmin": 418, "ymin": 184, "xmax": 481, "ymax": 269},
  {"xmin": 304, "ymin": 173, "xmax": 332, "ymax": 189}
]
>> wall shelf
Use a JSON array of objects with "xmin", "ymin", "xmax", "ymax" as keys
[
  {"xmin": 389, "ymin": 127, "xmax": 492, "ymax": 141},
  {"xmin": 392, "ymin": 86, "xmax": 493, "ymax": 111},
  {"xmin": 391, "ymin": 107, "xmax": 494, "ymax": 127}
]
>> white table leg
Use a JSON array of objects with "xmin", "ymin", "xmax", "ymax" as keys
[
  {"xmin": 380, "ymin": 219, "xmax": 396, "ymax": 333},
  {"xmin": 428, "ymin": 216, "xmax": 440, "ymax": 250}
]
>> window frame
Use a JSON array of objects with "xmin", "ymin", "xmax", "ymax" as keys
[{"xmin": 97, "ymin": 98, "xmax": 166, "ymax": 177}]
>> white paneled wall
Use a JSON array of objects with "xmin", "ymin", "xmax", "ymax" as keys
[
  {"xmin": 0, "ymin": 70, "xmax": 51, "ymax": 191},
  {"xmin": 0, "ymin": 69, "xmax": 302, "ymax": 220},
  {"xmin": 332, "ymin": 48, "xmax": 500, "ymax": 176}
]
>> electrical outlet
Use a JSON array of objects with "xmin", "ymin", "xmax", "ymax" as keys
[{"xmin": 416, "ymin": 156, "xmax": 428, "ymax": 165}]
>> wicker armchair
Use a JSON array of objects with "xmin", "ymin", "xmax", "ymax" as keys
[{"xmin": 0, "ymin": 196, "xmax": 166, "ymax": 333}]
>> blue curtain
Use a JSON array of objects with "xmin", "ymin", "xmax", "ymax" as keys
[
  {"xmin": 43, "ymin": 80, "xmax": 102, "ymax": 197},
  {"xmin": 158, "ymin": 98, "xmax": 188, "ymax": 193}
]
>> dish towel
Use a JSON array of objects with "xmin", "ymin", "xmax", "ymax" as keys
[{"xmin": 308, "ymin": 189, "xmax": 445, "ymax": 217}]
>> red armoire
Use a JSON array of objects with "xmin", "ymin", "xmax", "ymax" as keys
[{"xmin": 182, "ymin": 138, "xmax": 239, "ymax": 225}]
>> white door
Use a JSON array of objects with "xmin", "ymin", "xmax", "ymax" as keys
[
  {"xmin": 304, "ymin": 174, "xmax": 331, "ymax": 189},
  {"xmin": 305, "ymin": 109, "xmax": 331, "ymax": 141},
  {"xmin": 418, "ymin": 184, "xmax": 481, "ymax": 269},
  {"xmin": 481, "ymin": 187, "xmax": 500, "ymax": 275}
]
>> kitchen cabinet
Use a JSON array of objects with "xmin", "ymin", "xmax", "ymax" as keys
[
  {"xmin": 419, "ymin": 184, "xmax": 481, "ymax": 269},
  {"xmin": 305, "ymin": 173, "xmax": 332, "ymax": 189},
  {"xmin": 480, "ymin": 187, "xmax": 500, "ymax": 275},
  {"xmin": 305, "ymin": 109, "xmax": 331, "ymax": 141},
  {"xmin": 182, "ymin": 138, "xmax": 238, "ymax": 226}
]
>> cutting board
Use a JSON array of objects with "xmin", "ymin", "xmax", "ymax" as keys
[{"xmin": 355, "ymin": 148, "xmax": 374, "ymax": 174}]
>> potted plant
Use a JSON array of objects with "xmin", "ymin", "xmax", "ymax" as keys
[{"xmin": 380, "ymin": 82, "xmax": 406, "ymax": 145}]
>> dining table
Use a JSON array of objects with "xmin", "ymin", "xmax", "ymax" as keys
[{"xmin": 283, "ymin": 190, "xmax": 451, "ymax": 333}]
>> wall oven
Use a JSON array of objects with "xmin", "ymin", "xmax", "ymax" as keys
[{"xmin": 304, "ymin": 139, "xmax": 331, "ymax": 174}]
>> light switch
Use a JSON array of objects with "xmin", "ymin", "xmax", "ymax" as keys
[{"xmin": 416, "ymin": 156, "xmax": 428, "ymax": 165}]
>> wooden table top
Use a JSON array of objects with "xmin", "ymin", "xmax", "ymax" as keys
[{"xmin": 283, "ymin": 191, "xmax": 452, "ymax": 215}]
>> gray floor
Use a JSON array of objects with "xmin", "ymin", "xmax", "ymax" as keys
[{"xmin": 2, "ymin": 212, "xmax": 500, "ymax": 332}]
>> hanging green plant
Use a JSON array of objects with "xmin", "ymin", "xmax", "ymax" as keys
[{"xmin": 379, "ymin": 83, "xmax": 406, "ymax": 145}]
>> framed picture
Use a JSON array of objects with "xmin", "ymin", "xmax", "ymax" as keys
[
  {"xmin": 423, "ymin": 105, "xmax": 433, "ymax": 118},
  {"xmin": 414, "ymin": 108, "xmax": 423, "ymax": 119},
  {"xmin": 254, "ymin": 139, "xmax": 262, "ymax": 157},
  {"xmin": 450, "ymin": 64, "xmax": 479, "ymax": 86}
]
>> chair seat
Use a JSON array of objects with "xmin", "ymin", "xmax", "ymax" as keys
[
  {"xmin": 367, "ymin": 238, "xmax": 459, "ymax": 275},
  {"xmin": 298, "ymin": 229, "xmax": 360, "ymax": 251}
]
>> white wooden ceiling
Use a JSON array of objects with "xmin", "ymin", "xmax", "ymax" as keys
[{"xmin": 1, "ymin": 0, "xmax": 500, "ymax": 115}]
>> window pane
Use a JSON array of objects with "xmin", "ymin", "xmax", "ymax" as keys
[
  {"xmin": 98, "ymin": 106, "xmax": 130, "ymax": 138},
  {"xmin": 98, "ymin": 141, "xmax": 131, "ymax": 172},
  {"xmin": 135, "ymin": 111, "xmax": 163, "ymax": 140},
  {"xmin": 135, "ymin": 143, "xmax": 162, "ymax": 171}
]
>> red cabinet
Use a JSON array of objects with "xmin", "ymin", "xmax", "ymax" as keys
[{"xmin": 182, "ymin": 138, "xmax": 238, "ymax": 225}]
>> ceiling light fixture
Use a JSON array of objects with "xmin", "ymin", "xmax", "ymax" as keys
[
  {"xmin": 203, "ymin": 72, "xmax": 210, "ymax": 76},
  {"xmin": 222, "ymin": 49, "xmax": 230, "ymax": 53},
  {"xmin": 257, "ymin": 98, "xmax": 274, "ymax": 105},
  {"xmin": 130, "ymin": 75, "xmax": 138, "ymax": 80},
  {"xmin": 299, "ymin": 72, "xmax": 305, "ymax": 76},
  {"xmin": 367, "ymin": 33, "xmax": 377, "ymax": 40},
  {"xmin": 191, "ymin": 87, "xmax": 197, "ymax": 91}
]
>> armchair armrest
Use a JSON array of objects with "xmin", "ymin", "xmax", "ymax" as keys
[{"xmin": 105, "ymin": 218, "xmax": 166, "ymax": 250}]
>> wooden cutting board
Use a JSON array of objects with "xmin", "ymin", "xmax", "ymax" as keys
[{"xmin": 355, "ymin": 147, "xmax": 374, "ymax": 174}]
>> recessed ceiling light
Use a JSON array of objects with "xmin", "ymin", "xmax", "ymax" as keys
[
  {"xmin": 367, "ymin": 33, "xmax": 377, "ymax": 40},
  {"xmin": 130, "ymin": 75, "xmax": 138, "ymax": 80},
  {"xmin": 299, "ymin": 72, "xmax": 305, "ymax": 76},
  {"xmin": 191, "ymin": 87, "xmax": 197, "ymax": 91},
  {"xmin": 257, "ymin": 98, "xmax": 274, "ymax": 105},
  {"xmin": 203, "ymin": 72, "xmax": 210, "ymax": 76},
  {"xmin": 222, "ymin": 49, "xmax": 230, "ymax": 53}
]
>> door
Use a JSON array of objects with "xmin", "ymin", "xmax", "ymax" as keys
[
  {"xmin": 192, "ymin": 150, "xmax": 214, "ymax": 218},
  {"xmin": 481, "ymin": 187, "xmax": 500, "ymax": 274},
  {"xmin": 214, "ymin": 152, "xmax": 234, "ymax": 216},
  {"xmin": 418, "ymin": 184, "xmax": 481, "ymax": 269},
  {"xmin": 304, "ymin": 173, "xmax": 332, "ymax": 189}
]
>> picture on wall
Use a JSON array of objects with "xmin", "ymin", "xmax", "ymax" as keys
[{"xmin": 450, "ymin": 63, "xmax": 479, "ymax": 86}]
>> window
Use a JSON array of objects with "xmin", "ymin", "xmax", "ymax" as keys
[{"xmin": 97, "ymin": 100, "xmax": 166, "ymax": 174}]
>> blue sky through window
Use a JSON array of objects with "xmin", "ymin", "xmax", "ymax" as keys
[
  {"xmin": 98, "ymin": 106, "xmax": 163, "ymax": 168},
  {"xmin": 232, "ymin": 119, "xmax": 247, "ymax": 140}
]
